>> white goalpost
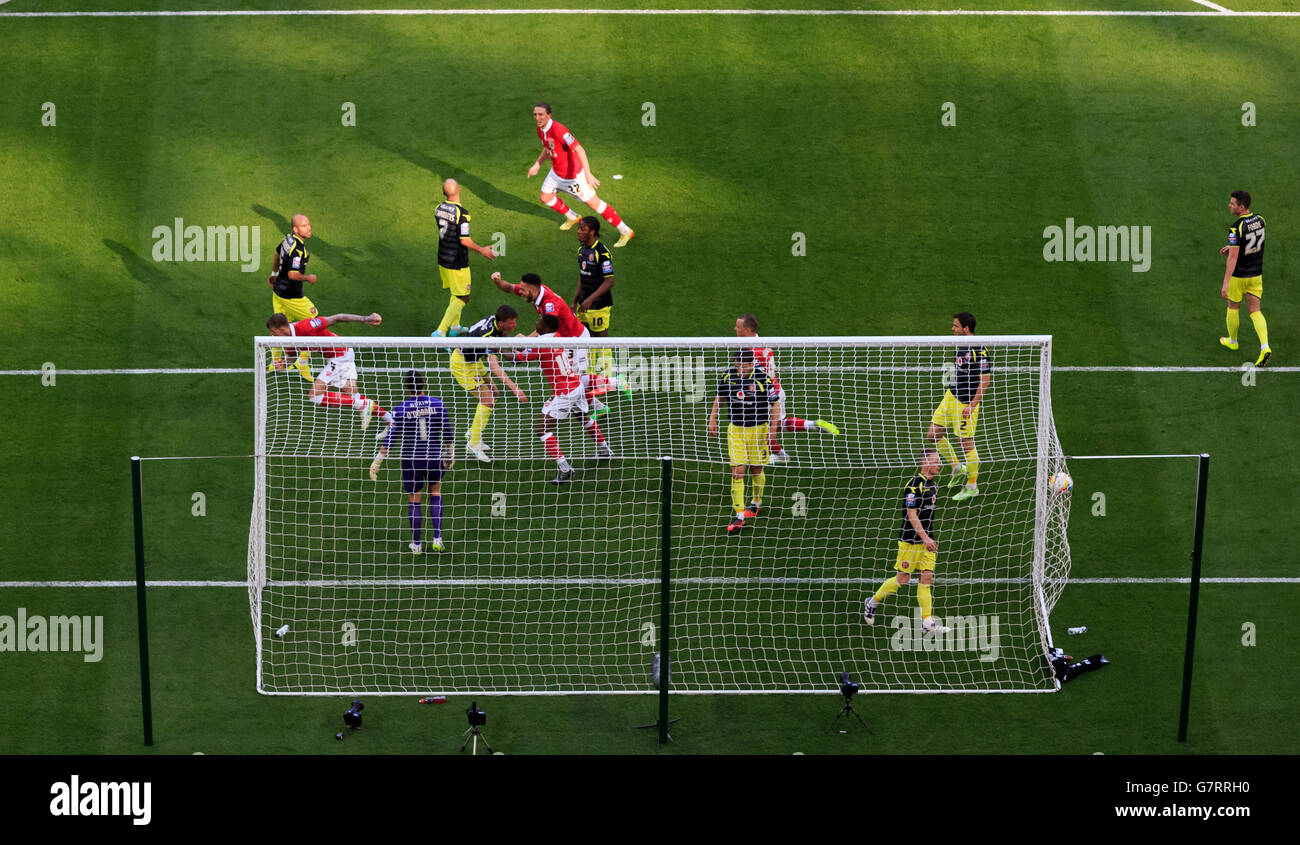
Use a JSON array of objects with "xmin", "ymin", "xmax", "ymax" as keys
[{"xmin": 248, "ymin": 334, "xmax": 1072, "ymax": 695}]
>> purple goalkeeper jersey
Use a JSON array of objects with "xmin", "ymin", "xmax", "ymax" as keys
[{"xmin": 382, "ymin": 395, "xmax": 453, "ymax": 461}]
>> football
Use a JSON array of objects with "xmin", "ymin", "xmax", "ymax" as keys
[{"xmin": 1049, "ymin": 472, "xmax": 1074, "ymax": 494}]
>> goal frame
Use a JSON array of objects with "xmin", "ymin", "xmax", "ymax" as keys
[{"xmin": 248, "ymin": 333, "xmax": 1065, "ymax": 696}]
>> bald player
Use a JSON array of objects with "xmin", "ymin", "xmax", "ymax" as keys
[
  {"xmin": 432, "ymin": 178, "xmax": 497, "ymax": 338},
  {"xmin": 267, "ymin": 213, "xmax": 320, "ymax": 379}
]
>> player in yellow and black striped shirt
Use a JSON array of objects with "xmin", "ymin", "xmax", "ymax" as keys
[
  {"xmin": 1218, "ymin": 190, "xmax": 1271, "ymax": 367},
  {"xmin": 708, "ymin": 349, "xmax": 779, "ymax": 535},
  {"xmin": 266, "ymin": 214, "xmax": 319, "ymax": 379},
  {"xmin": 928, "ymin": 312, "xmax": 991, "ymax": 502},
  {"xmin": 432, "ymin": 179, "xmax": 497, "ymax": 338},
  {"xmin": 572, "ymin": 216, "xmax": 616, "ymax": 376},
  {"xmin": 863, "ymin": 449, "xmax": 952, "ymax": 634}
]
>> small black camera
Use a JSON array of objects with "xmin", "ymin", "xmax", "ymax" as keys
[
  {"xmin": 343, "ymin": 699, "xmax": 364, "ymax": 729},
  {"xmin": 839, "ymin": 672, "xmax": 859, "ymax": 700},
  {"xmin": 466, "ymin": 701, "xmax": 486, "ymax": 728}
]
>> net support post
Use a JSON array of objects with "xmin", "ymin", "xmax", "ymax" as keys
[
  {"xmin": 1177, "ymin": 453, "xmax": 1210, "ymax": 743},
  {"xmin": 658, "ymin": 456, "xmax": 672, "ymax": 749},
  {"xmin": 131, "ymin": 456, "xmax": 155, "ymax": 747}
]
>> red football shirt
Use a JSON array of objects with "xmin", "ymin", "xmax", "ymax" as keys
[
  {"xmin": 751, "ymin": 338, "xmax": 781, "ymax": 391},
  {"xmin": 516, "ymin": 336, "xmax": 582, "ymax": 396},
  {"xmin": 291, "ymin": 317, "xmax": 347, "ymax": 360},
  {"xmin": 537, "ymin": 119, "xmax": 580, "ymax": 180},
  {"xmin": 511, "ymin": 283, "xmax": 585, "ymax": 338}
]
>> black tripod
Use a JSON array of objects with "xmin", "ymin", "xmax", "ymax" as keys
[
  {"xmin": 460, "ymin": 724, "xmax": 493, "ymax": 755},
  {"xmin": 834, "ymin": 685, "xmax": 873, "ymax": 734}
]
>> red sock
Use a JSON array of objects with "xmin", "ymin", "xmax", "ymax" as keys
[
  {"xmin": 371, "ymin": 402, "xmax": 386, "ymax": 417},
  {"xmin": 770, "ymin": 438, "xmax": 783, "ymax": 452},
  {"xmin": 586, "ymin": 375, "xmax": 614, "ymax": 398},
  {"xmin": 584, "ymin": 419, "xmax": 606, "ymax": 444},
  {"xmin": 317, "ymin": 391, "xmax": 357, "ymax": 410},
  {"xmin": 546, "ymin": 197, "xmax": 572, "ymax": 217},
  {"xmin": 783, "ymin": 417, "xmax": 810, "ymax": 432},
  {"xmin": 542, "ymin": 433, "xmax": 564, "ymax": 461},
  {"xmin": 600, "ymin": 205, "xmax": 623, "ymax": 228}
]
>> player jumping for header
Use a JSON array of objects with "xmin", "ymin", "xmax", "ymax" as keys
[
  {"xmin": 451, "ymin": 305, "xmax": 530, "ymax": 463},
  {"xmin": 491, "ymin": 270, "xmax": 630, "ymax": 419},
  {"xmin": 527, "ymin": 102, "xmax": 634, "ymax": 247},
  {"xmin": 266, "ymin": 312, "xmax": 393, "ymax": 430},
  {"xmin": 516, "ymin": 313, "xmax": 615, "ymax": 485}
]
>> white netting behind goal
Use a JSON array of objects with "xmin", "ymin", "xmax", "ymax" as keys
[{"xmin": 248, "ymin": 335, "xmax": 1071, "ymax": 695}]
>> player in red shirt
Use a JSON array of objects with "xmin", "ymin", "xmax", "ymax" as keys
[
  {"xmin": 491, "ymin": 271, "xmax": 630, "ymax": 418},
  {"xmin": 266, "ymin": 312, "xmax": 393, "ymax": 431},
  {"xmin": 734, "ymin": 314, "xmax": 840, "ymax": 463},
  {"xmin": 527, "ymin": 102, "xmax": 635, "ymax": 248},
  {"xmin": 515, "ymin": 313, "xmax": 615, "ymax": 484}
]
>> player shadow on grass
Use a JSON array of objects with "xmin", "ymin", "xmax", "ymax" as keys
[
  {"xmin": 371, "ymin": 141, "xmax": 548, "ymax": 220},
  {"xmin": 103, "ymin": 239, "xmax": 169, "ymax": 292},
  {"xmin": 251, "ymin": 204, "xmax": 369, "ymax": 279}
]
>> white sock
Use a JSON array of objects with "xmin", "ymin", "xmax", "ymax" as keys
[{"xmin": 617, "ymin": 222, "xmax": 631, "ymax": 234}]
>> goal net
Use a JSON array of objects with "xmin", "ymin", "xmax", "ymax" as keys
[{"xmin": 248, "ymin": 335, "xmax": 1071, "ymax": 695}]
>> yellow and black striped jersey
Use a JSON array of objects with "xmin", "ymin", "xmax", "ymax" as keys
[
  {"xmin": 272, "ymin": 233, "xmax": 310, "ymax": 299},
  {"xmin": 951, "ymin": 346, "xmax": 991, "ymax": 404},
  {"xmin": 457, "ymin": 315, "xmax": 505, "ymax": 364},
  {"xmin": 899, "ymin": 474, "xmax": 939, "ymax": 544},
  {"xmin": 577, "ymin": 239, "xmax": 614, "ymax": 309},
  {"xmin": 716, "ymin": 366, "xmax": 778, "ymax": 427},
  {"xmin": 435, "ymin": 201, "xmax": 471, "ymax": 270},
  {"xmin": 1228, "ymin": 212, "xmax": 1266, "ymax": 278}
]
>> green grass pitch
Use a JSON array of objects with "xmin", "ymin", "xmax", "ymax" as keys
[{"xmin": 0, "ymin": 0, "xmax": 1297, "ymax": 755}]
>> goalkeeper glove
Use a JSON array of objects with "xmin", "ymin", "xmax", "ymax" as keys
[{"xmin": 369, "ymin": 454, "xmax": 383, "ymax": 481}]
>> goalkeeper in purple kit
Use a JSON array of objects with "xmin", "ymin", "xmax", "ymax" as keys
[{"xmin": 369, "ymin": 371, "xmax": 455, "ymax": 553}]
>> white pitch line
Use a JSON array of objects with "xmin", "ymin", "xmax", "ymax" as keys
[
  {"xmin": 2, "ymin": 577, "xmax": 1295, "ymax": 588},
  {"xmin": 1188, "ymin": 0, "xmax": 1234, "ymax": 12},
  {"xmin": 0, "ymin": 8, "xmax": 1285, "ymax": 19},
  {"xmin": 2, "ymin": 365, "xmax": 1296, "ymax": 376}
]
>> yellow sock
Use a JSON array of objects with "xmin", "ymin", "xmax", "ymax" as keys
[
  {"xmin": 437, "ymin": 296, "xmax": 466, "ymax": 335},
  {"xmin": 467, "ymin": 403, "xmax": 492, "ymax": 445},
  {"xmin": 598, "ymin": 348, "xmax": 614, "ymax": 376},
  {"xmin": 295, "ymin": 351, "xmax": 313, "ymax": 382},
  {"xmin": 1250, "ymin": 311, "xmax": 1269, "ymax": 348},
  {"xmin": 1226, "ymin": 307, "xmax": 1240, "ymax": 342},
  {"xmin": 731, "ymin": 477, "xmax": 746, "ymax": 515},
  {"xmin": 964, "ymin": 447, "xmax": 979, "ymax": 484},
  {"xmin": 935, "ymin": 436, "xmax": 960, "ymax": 469},
  {"xmin": 750, "ymin": 471, "xmax": 766, "ymax": 506},
  {"xmin": 873, "ymin": 576, "xmax": 903, "ymax": 604},
  {"xmin": 918, "ymin": 582, "xmax": 933, "ymax": 620}
]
